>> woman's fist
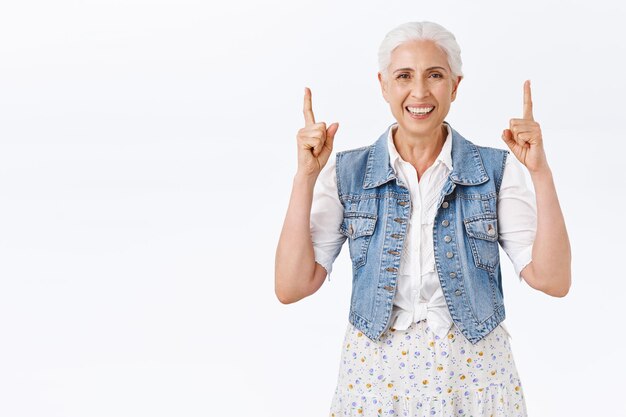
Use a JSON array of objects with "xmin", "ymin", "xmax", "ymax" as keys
[
  {"xmin": 296, "ymin": 87, "xmax": 339, "ymax": 177},
  {"xmin": 501, "ymin": 80, "xmax": 549, "ymax": 174}
]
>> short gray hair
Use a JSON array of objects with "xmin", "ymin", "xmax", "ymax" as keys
[{"xmin": 378, "ymin": 21, "xmax": 463, "ymax": 81}]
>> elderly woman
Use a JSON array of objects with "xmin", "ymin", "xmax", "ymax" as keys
[{"xmin": 275, "ymin": 21, "xmax": 570, "ymax": 416}]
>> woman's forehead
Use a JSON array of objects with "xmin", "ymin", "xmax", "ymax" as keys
[{"xmin": 389, "ymin": 40, "xmax": 451, "ymax": 71}]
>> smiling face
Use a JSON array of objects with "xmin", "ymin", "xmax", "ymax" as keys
[{"xmin": 378, "ymin": 40, "xmax": 462, "ymax": 141}]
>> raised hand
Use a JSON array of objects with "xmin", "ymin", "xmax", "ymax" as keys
[
  {"xmin": 296, "ymin": 87, "xmax": 339, "ymax": 177},
  {"xmin": 501, "ymin": 80, "xmax": 549, "ymax": 174}
]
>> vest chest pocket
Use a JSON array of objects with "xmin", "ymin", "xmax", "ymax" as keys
[
  {"xmin": 463, "ymin": 213, "xmax": 500, "ymax": 271},
  {"xmin": 339, "ymin": 212, "xmax": 377, "ymax": 269}
]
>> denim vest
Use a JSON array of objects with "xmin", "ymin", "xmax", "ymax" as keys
[{"xmin": 335, "ymin": 123, "xmax": 509, "ymax": 345}]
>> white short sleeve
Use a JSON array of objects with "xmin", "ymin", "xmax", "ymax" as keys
[
  {"xmin": 497, "ymin": 154, "xmax": 538, "ymax": 281},
  {"xmin": 310, "ymin": 155, "xmax": 347, "ymax": 281}
]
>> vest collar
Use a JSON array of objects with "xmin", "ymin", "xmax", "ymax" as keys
[{"xmin": 363, "ymin": 122, "xmax": 489, "ymax": 189}]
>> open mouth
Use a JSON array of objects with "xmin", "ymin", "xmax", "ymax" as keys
[{"xmin": 406, "ymin": 106, "xmax": 435, "ymax": 116}]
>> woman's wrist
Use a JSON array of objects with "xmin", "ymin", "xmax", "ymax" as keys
[
  {"xmin": 293, "ymin": 170, "xmax": 319, "ymax": 188},
  {"xmin": 529, "ymin": 165, "xmax": 553, "ymax": 183}
]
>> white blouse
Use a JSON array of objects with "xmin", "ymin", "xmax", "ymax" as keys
[{"xmin": 310, "ymin": 122, "xmax": 537, "ymax": 340}]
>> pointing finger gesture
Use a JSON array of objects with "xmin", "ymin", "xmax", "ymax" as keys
[
  {"xmin": 296, "ymin": 87, "xmax": 339, "ymax": 177},
  {"xmin": 501, "ymin": 80, "xmax": 548, "ymax": 174},
  {"xmin": 303, "ymin": 86, "xmax": 316, "ymax": 126},
  {"xmin": 523, "ymin": 79, "xmax": 534, "ymax": 121}
]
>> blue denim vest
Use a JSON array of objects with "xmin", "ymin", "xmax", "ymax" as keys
[{"xmin": 335, "ymin": 123, "xmax": 509, "ymax": 345}]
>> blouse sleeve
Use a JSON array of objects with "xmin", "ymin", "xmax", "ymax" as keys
[
  {"xmin": 310, "ymin": 155, "xmax": 347, "ymax": 281},
  {"xmin": 497, "ymin": 153, "xmax": 538, "ymax": 281}
]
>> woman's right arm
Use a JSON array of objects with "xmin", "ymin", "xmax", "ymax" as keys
[{"xmin": 275, "ymin": 87, "xmax": 339, "ymax": 304}]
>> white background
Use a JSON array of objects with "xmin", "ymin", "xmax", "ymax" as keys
[{"xmin": 0, "ymin": 1, "xmax": 624, "ymax": 416}]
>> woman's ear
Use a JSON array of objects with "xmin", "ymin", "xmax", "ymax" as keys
[
  {"xmin": 451, "ymin": 75, "xmax": 462, "ymax": 101},
  {"xmin": 378, "ymin": 72, "xmax": 389, "ymax": 103}
]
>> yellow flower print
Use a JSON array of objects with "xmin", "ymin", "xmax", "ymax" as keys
[
  {"xmin": 460, "ymin": 374, "xmax": 466, "ymax": 380},
  {"xmin": 436, "ymin": 365, "xmax": 444, "ymax": 371},
  {"xmin": 429, "ymin": 341, "xmax": 435, "ymax": 347},
  {"xmin": 357, "ymin": 409, "xmax": 363, "ymax": 414},
  {"xmin": 402, "ymin": 350, "xmax": 407, "ymax": 356},
  {"xmin": 360, "ymin": 357, "xmax": 366, "ymax": 362},
  {"xmin": 393, "ymin": 395, "xmax": 398, "ymax": 401},
  {"xmin": 467, "ymin": 358, "xmax": 472, "ymax": 363},
  {"xmin": 478, "ymin": 388, "xmax": 484, "ymax": 392},
  {"xmin": 447, "ymin": 388, "xmax": 453, "ymax": 393},
  {"xmin": 387, "ymin": 383, "xmax": 393, "ymax": 388},
  {"xmin": 422, "ymin": 379, "xmax": 429, "ymax": 385},
  {"xmin": 515, "ymin": 386, "xmax": 520, "ymax": 392},
  {"xmin": 366, "ymin": 383, "xmax": 372, "ymax": 389},
  {"xmin": 478, "ymin": 351, "xmax": 484, "ymax": 356},
  {"xmin": 348, "ymin": 384, "xmax": 353, "ymax": 390},
  {"xmin": 448, "ymin": 333, "xmax": 454, "ymax": 339},
  {"xmin": 357, "ymin": 332, "xmax": 363, "ymax": 337},
  {"xmin": 491, "ymin": 370, "xmax": 497, "ymax": 376}
]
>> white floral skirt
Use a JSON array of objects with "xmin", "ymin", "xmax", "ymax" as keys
[{"xmin": 329, "ymin": 320, "xmax": 527, "ymax": 417}]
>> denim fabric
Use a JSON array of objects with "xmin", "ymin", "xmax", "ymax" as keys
[{"xmin": 335, "ymin": 123, "xmax": 508, "ymax": 345}]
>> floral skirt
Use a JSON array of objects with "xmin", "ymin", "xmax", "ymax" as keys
[{"xmin": 329, "ymin": 320, "xmax": 527, "ymax": 417}]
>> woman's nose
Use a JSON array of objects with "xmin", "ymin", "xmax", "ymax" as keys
[{"xmin": 410, "ymin": 78, "xmax": 429, "ymax": 99}]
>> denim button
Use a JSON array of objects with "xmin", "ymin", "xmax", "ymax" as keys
[
  {"xmin": 386, "ymin": 267, "xmax": 398, "ymax": 273},
  {"xmin": 454, "ymin": 289, "xmax": 462, "ymax": 296},
  {"xmin": 383, "ymin": 285, "xmax": 394, "ymax": 291},
  {"xmin": 444, "ymin": 235, "xmax": 452, "ymax": 243},
  {"xmin": 442, "ymin": 219, "xmax": 450, "ymax": 227},
  {"xmin": 442, "ymin": 201, "xmax": 449, "ymax": 208},
  {"xmin": 449, "ymin": 272, "xmax": 457, "ymax": 278},
  {"xmin": 446, "ymin": 252, "xmax": 454, "ymax": 259}
]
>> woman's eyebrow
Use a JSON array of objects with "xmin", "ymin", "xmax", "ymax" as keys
[{"xmin": 393, "ymin": 66, "xmax": 448, "ymax": 73}]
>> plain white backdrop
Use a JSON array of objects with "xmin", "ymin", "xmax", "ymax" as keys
[{"xmin": 0, "ymin": 0, "xmax": 624, "ymax": 416}]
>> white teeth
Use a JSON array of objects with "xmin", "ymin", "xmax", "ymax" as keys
[{"xmin": 407, "ymin": 106, "xmax": 434, "ymax": 115}]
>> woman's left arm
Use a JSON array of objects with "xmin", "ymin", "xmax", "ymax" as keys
[{"xmin": 501, "ymin": 80, "xmax": 572, "ymax": 297}]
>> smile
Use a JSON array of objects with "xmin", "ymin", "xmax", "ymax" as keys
[{"xmin": 406, "ymin": 106, "xmax": 435, "ymax": 115}]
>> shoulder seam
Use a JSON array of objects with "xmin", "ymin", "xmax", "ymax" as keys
[
  {"xmin": 335, "ymin": 151, "xmax": 344, "ymax": 199},
  {"xmin": 473, "ymin": 143, "xmax": 507, "ymax": 153},
  {"xmin": 335, "ymin": 144, "xmax": 371, "ymax": 157},
  {"xmin": 496, "ymin": 150, "xmax": 509, "ymax": 194}
]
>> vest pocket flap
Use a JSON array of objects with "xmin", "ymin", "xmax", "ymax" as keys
[
  {"xmin": 463, "ymin": 214, "xmax": 498, "ymax": 241},
  {"xmin": 340, "ymin": 212, "xmax": 377, "ymax": 239}
]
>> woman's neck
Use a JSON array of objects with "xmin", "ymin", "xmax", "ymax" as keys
[{"xmin": 392, "ymin": 124, "xmax": 447, "ymax": 178}]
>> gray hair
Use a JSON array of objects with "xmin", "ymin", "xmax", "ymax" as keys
[{"xmin": 378, "ymin": 21, "xmax": 463, "ymax": 81}]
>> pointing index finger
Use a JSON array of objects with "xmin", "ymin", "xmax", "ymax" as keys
[
  {"xmin": 303, "ymin": 87, "xmax": 316, "ymax": 126},
  {"xmin": 523, "ymin": 80, "xmax": 534, "ymax": 121}
]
